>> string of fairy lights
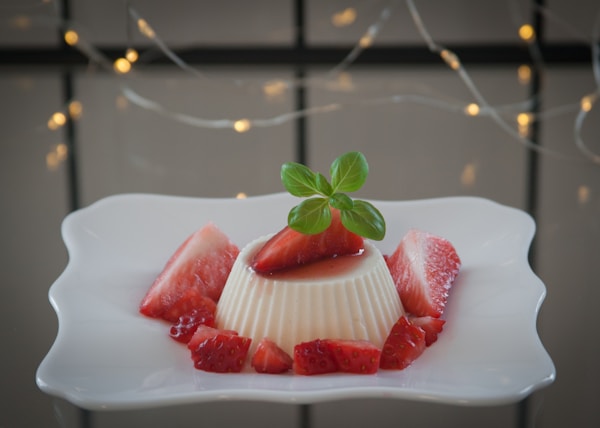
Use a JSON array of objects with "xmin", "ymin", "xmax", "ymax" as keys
[{"xmin": 4, "ymin": 0, "xmax": 600, "ymax": 171}]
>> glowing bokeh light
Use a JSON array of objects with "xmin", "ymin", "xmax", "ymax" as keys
[
  {"xmin": 113, "ymin": 58, "xmax": 132, "ymax": 74},
  {"xmin": 233, "ymin": 119, "xmax": 252, "ymax": 133},
  {"xmin": 519, "ymin": 24, "xmax": 535, "ymax": 42},
  {"xmin": 64, "ymin": 30, "xmax": 79, "ymax": 46}
]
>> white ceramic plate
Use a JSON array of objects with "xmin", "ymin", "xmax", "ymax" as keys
[{"xmin": 36, "ymin": 193, "xmax": 555, "ymax": 410}]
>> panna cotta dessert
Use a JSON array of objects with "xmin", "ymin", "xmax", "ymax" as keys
[
  {"xmin": 216, "ymin": 236, "xmax": 404, "ymax": 356},
  {"xmin": 139, "ymin": 152, "xmax": 460, "ymax": 374}
]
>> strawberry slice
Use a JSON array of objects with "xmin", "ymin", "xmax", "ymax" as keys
[
  {"xmin": 379, "ymin": 315, "xmax": 426, "ymax": 370},
  {"xmin": 139, "ymin": 223, "xmax": 239, "ymax": 322},
  {"xmin": 386, "ymin": 229, "xmax": 461, "ymax": 318},
  {"xmin": 187, "ymin": 325, "xmax": 251, "ymax": 373},
  {"xmin": 293, "ymin": 339, "xmax": 338, "ymax": 375},
  {"xmin": 409, "ymin": 315, "xmax": 445, "ymax": 346},
  {"xmin": 251, "ymin": 209, "xmax": 364, "ymax": 274},
  {"xmin": 169, "ymin": 304, "xmax": 216, "ymax": 344},
  {"xmin": 325, "ymin": 339, "xmax": 381, "ymax": 374},
  {"xmin": 251, "ymin": 338, "xmax": 294, "ymax": 374}
]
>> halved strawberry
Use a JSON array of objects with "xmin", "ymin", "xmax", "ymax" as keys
[
  {"xmin": 380, "ymin": 315, "xmax": 426, "ymax": 370},
  {"xmin": 293, "ymin": 339, "xmax": 338, "ymax": 375},
  {"xmin": 139, "ymin": 223, "xmax": 239, "ymax": 322},
  {"xmin": 187, "ymin": 325, "xmax": 251, "ymax": 373},
  {"xmin": 409, "ymin": 315, "xmax": 445, "ymax": 346},
  {"xmin": 251, "ymin": 209, "xmax": 364, "ymax": 274},
  {"xmin": 251, "ymin": 338, "xmax": 294, "ymax": 374},
  {"xmin": 169, "ymin": 304, "xmax": 216, "ymax": 344},
  {"xmin": 161, "ymin": 290, "xmax": 216, "ymax": 325},
  {"xmin": 386, "ymin": 229, "xmax": 461, "ymax": 318},
  {"xmin": 325, "ymin": 339, "xmax": 381, "ymax": 374}
]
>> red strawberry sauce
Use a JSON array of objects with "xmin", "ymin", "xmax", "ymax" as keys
[{"xmin": 250, "ymin": 247, "xmax": 367, "ymax": 280}]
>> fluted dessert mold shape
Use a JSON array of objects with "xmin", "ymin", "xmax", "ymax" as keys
[{"xmin": 217, "ymin": 238, "xmax": 403, "ymax": 356}]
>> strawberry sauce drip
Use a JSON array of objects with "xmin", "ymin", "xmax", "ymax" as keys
[{"xmin": 253, "ymin": 248, "xmax": 366, "ymax": 280}]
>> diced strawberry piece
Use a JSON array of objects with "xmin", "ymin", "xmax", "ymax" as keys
[
  {"xmin": 324, "ymin": 339, "xmax": 381, "ymax": 374},
  {"xmin": 169, "ymin": 304, "xmax": 216, "ymax": 344},
  {"xmin": 187, "ymin": 326, "xmax": 251, "ymax": 373},
  {"xmin": 251, "ymin": 338, "xmax": 294, "ymax": 374},
  {"xmin": 139, "ymin": 223, "xmax": 239, "ymax": 322},
  {"xmin": 187, "ymin": 325, "xmax": 223, "ymax": 350},
  {"xmin": 409, "ymin": 315, "xmax": 445, "ymax": 346},
  {"xmin": 293, "ymin": 339, "xmax": 338, "ymax": 375},
  {"xmin": 187, "ymin": 325, "xmax": 238, "ymax": 351},
  {"xmin": 386, "ymin": 229, "xmax": 461, "ymax": 318},
  {"xmin": 379, "ymin": 316, "xmax": 426, "ymax": 370},
  {"xmin": 251, "ymin": 209, "xmax": 364, "ymax": 274}
]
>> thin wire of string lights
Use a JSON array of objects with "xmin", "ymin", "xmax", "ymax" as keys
[
  {"xmin": 123, "ymin": 0, "xmax": 600, "ymax": 165},
  {"xmin": 5, "ymin": 0, "xmax": 600, "ymax": 167}
]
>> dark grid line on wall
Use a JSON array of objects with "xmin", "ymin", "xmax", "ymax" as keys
[
  {"xmin": 59, "ymin": 0, "xmax": 81, "ymax": 215},
  {"xmin": 518, "ymin": 0, "xmax": 544, "ymax": 427},
  {"xmin": 294, "ymin": 0, "xmax": 308, "ymax": 167},
  {"xmin": 294, "ymin": 2, "xmax": 309, "ymax": 427},
  {"xmin": 0, "ymin": 44, "xmax": 590, "ymax": 67}
]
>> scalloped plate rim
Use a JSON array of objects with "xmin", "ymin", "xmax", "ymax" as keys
[{"xmin": 36, "ymin": 192, "xmax": 555, "ymax": 410}]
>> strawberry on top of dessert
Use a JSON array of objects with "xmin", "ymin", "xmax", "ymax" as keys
[{"xmin": 251, "ymin": 208, "xmax": 364, "ymax": 274}]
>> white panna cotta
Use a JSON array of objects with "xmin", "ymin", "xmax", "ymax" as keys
[{"xmin": 216, "ymin": 236, "xmax": 404, "ymax": 356}]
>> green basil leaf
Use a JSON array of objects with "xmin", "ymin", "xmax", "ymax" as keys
[
  {"xmin": 315, "ymin": 173, "xmax": 333, "ymax": 196},
  {"xmin": 281, "ymin": 152, "xmax": 386, "ymax": 240},
  {"xmin": 330, "ymin": 151, "xmax": 368, "ymax": 193},
  {"xmin": 281, "ymin": 162, "xmax": 319, "ymax": 197},
  {"xmin": 329, "ymin": 193, "xmax": 354, "ymax": 211},
  {"xmin": 340, "ymin": 200, "xmax": 386, "ymax": 241},
  {"xmin": 287, "ymin": 197, "xmax": 331, "ymax": 234}
]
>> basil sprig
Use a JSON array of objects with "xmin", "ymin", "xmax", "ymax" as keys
[{"xmin": 281, "ymin": 151, "xmax": 385, "ymax": 240}]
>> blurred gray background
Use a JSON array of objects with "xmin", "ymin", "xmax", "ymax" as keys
[{"xmin": 1, "ymin": 0, "xmax": 599, "ymax": 427}]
